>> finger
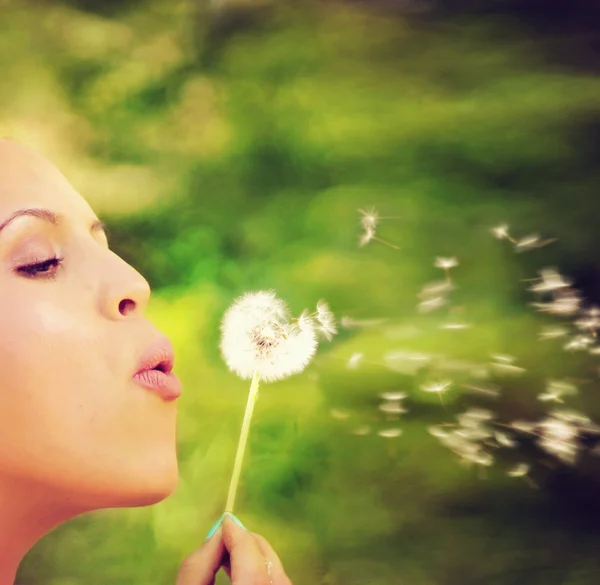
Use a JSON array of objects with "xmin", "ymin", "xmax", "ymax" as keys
[
  {"xmin": 175, "ymin": 526, "xmax": 226, "ymax": 585},
  {"xmin": 221, "ymin": 516, "xmax": 271, "ymax": 585},
  {"xmin": 251, "ymin": 533, "xmax": 294, "ymax": 585}
]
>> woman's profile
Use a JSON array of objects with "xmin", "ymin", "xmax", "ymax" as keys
[{"xmin": 0, "ymin": 139, "xmax": 291, "ymax": 585}]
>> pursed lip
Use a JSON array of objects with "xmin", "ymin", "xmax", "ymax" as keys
[{"xmin": 133, "ymin": 336, "xmax": 181, "ymax": 401}]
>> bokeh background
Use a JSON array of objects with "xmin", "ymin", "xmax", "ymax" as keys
[{"xmin": 6, "ymin": 0, "xmax": 600, "ymax": 583}]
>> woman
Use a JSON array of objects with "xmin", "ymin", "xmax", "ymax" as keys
[{"xmin": 0, "ymin": 139, "xmax": 291, "ymax": 585}]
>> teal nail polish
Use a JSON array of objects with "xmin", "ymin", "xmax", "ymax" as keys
[
  {"xmin": 225, "ymin": 512, "xmax": 246, "ymax": 530},
  {"xmin": 205, "ymin": 513, "xmax": 225, "ymax": 540}
]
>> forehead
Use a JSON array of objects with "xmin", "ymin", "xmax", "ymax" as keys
[{"xmin": 0, "ymin": 140, "xmax": 95, "ymax": 220}]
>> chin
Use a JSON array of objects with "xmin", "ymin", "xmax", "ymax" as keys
[{"xmin": 74, "ymin": 457, "xmax": 181, "ymax": 511}]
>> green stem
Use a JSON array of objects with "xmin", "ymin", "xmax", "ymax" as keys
[{"xmin": 225, "ymin": 371, "xmax": 261, "ymax": 513}]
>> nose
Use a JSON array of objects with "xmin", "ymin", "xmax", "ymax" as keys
[{"xmin": 100, "ymin": 250, "xmax": 151, "ymax": 320}]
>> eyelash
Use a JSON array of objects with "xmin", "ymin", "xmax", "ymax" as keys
[{"xmin": 16, "ymin": 255, "xmax": 65, "ymax": 279}]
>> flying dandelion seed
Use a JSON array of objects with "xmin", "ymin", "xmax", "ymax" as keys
[
  {"xmin": 564, "ymin": 335, "xmax": 594, "ymax": 351},
  {"xmin": 491, "ymin": 223, "xmax": 516, "ymax": 243},
  {"xmin": 346, "ymin": 352, "xmax": 364, "ymax": 369},
  {"xmin": 312, "ymin": 300, "xmax": 337, "ymax": 341},
  {"xmin": 538, "ymin": 413, "xmax": 580, "ymax": 465},
  {"xmin": 384, "ymin": 350, "xmax": 432, "ymax": 375},
  {"xmin": 507, "ymin": 463, "xmax": 530, "ymax": 477},
  {"xmin": 220, "ymin": 290, "xmax": 336, "ymax": 513},
  {"xmin": 379, "ymin": 402, "xmax": 407, "ymax": 415},
  {"xmin": 494, "ymin": 431, "xmax": 517, "ymax": 448},
  {"xmin": 434, "ymin": 256, "xmax": 459, "ymax": 283},
  {"xmin": 379, "ymin": 391, "xmax": 407, "ymax": 401},
  {"xmin": 421, "ymin": 380, "xmax": 453, "ymax": 407},
  {"xmin": 514, "ymin": 234, "xmax": 558, "ymax": 253},
  {"xmin": 490, "ymin": 354, "xmax": 526, "ymax": 376},
  {"xmin": 418, "ymin": 296, "xmax": 448, "ymax": 313},
  {"xmin": 532, "ymin": 289, "xmax": 581, "ymax": 315},
  {"xmin": 330, "ymin": 409, "xmax": 350, "ymax": 420},
  {"xmin": 528, "ymin": 268, "xmax": 571, "ymax": 293},
  {"xmin": 340, "ymin": 316, "xmax": 389, "ymax": 328},
  {"xmin": 539, "ymin": 326, "xmax": 569, "ymax": 340},
  {"xmin": 378, "ymin": 428, "xmax": 403, "ymax": 438},
  {"xmin": 538, "ymin": 379, "xmax": 578, "ymax": 403},
  {"xmin": 511, "ymin": 420, "xmax": 538, "ymax": 434},
  {"xmin": 420, "ymin": 280, "xmax": 455, "ymax": 298},
  {"xmin": 357, "ymin": 208, "xmax": 400, "ymax": 249},
  {"xmin": 421, "ymin": 380, "xmax": 453, "ymax": 394},
  {"xmin": 440, "ymin": 322, "xmax": 470, "ymax": 330},
  {"xmin": 351, "ymin": 425, "xmax": 371, "ymax": 436}
]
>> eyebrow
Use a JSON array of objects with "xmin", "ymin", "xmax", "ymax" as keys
[{"xmin": 0, "ymin": 207, "xmax": 107, "ymax": 235}]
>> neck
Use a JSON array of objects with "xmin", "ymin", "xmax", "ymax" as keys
[{"xmin": 0, "ymin": 476, "xmax": 84, "ymax": 585}]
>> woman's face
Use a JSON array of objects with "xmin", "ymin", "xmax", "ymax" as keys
[{"xmin": 0, "ymin": 140, "xmax": 179, "ymax": 509}]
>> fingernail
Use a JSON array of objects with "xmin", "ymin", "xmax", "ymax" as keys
[
  {"xmin": 205, "ymin": 513, "xmax": 225, "ymax": 540},
  {"xmin": 224, "ymin": 512, "xmax": 246, "ymax": 530}
]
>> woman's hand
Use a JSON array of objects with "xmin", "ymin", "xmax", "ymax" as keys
[{"xmin": 175, "ymin": 513, "xmax": 293, "ymax": 585}]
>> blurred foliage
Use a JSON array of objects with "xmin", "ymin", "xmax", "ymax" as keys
[{"xmin": 5, "ymin": 0, "xmax": 600, "ymax": 583}]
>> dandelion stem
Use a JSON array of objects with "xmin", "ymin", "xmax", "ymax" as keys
[{"xmin": 225, "ymin": 371, "xmax": 261, "ymax": 513}]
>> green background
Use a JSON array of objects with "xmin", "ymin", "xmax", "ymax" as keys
[{"xmin": 5, "ymin": 0, "xmax": 600, "ymax": 583}]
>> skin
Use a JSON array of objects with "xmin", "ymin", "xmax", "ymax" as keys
[{"xmin": 0, "ymin": 140, "xmax": 291, "ymax": 585}]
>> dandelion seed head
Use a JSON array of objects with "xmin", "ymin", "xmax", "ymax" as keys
[{"xmin": 220, "ymin": 290, "xmax": 319, "ymax": 382}]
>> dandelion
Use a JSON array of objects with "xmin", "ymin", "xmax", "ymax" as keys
[{"xmin": 220, "ymin": 290, "xmax": 336, "ymax": 512}]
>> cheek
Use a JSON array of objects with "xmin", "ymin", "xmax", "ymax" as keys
[{"xmin": 0, "ymin": 292, "xmax": 178, "ymax": 498}]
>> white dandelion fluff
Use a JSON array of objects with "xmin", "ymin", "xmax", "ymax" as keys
[
  {"xmin": 220, "ymin": 289, "xmax": 336, "ymax": 513},
  {"xmin": 220, "ymin": 290, "xmax": 320, "ymax": 383}
]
